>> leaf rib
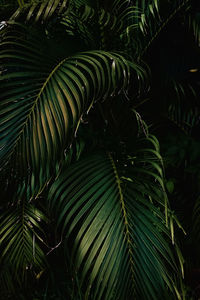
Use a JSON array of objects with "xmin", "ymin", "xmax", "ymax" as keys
[
  {"xmin": 2, "ymin": 56, "xmax": 69, "ymax": 168},
  {"xmin": 108, "ymin": 152, "xmax": 135, "ymax": 295}
]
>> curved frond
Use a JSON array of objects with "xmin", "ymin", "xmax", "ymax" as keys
[
  {"xmin": 10, "ymin": 0, "xmax": 69, "ymax": 22},
  {"xmin": 0, "ymin": 23, "xmax": 132, "ymax": 190},
  {"xmin": 48, "ymin": 136, "xmax": 182, "ymax": 299}
]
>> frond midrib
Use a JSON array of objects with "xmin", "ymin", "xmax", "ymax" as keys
[
  {"xmin": 3, "ymin": 55, "xmax": 69, "ymax": 168},
  {"xmin": 108, "ymin": 152, "xmax": 135, "ymax": 294}
]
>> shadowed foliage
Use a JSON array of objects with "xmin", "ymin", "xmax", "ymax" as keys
[{"xmin": 1, "ymin": 0, "xmax": 200, "ymax": 299}]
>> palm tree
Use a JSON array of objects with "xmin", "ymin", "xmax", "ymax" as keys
[{"xmin": 0, "ymin": 0, "xmax": 199, "ymax": 299}]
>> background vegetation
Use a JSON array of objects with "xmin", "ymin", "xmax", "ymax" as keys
[{"xmin": 0, "ymin": 0, "xmax": 200, "ymax": 299}]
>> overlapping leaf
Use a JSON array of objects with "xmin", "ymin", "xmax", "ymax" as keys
[
  {"xmin": 48, "ymin": 136, "xmax": 182, "ymax": 300},
  {"xmin": 61, "ymin": 3, "xmax": 135, "ymax": 50}
]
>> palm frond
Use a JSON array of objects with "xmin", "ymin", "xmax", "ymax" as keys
[
  {"xmin": 61, "ymin": 2, "xmax": 138, "ymax": 50},
  {"xmin": 0, "ymin": 185, "xmax": 47, "ymax": 290},
  {"xmin": 10, "ymin": 0, "xmax": 69, "ymax": 22},
  {"xmin": 139, "ymin": 0, "xmax": 190, "ymax": 59},
  {"xmin": 61, "ymin": 4, "xmax": 99, "ymax": 47},
  {"xmin": 48, "ymin": 135, "xmax": 182, "ymax": 300},
  {"xmin": 168, "ymin": 102, "xmax": 200, "ymax": 136},
  {"xmin": 0, "ymin": 23, "xmax": 133, "ymax": 193},
  {"xmin": 104, "ymin": 0, "xmax": 141, "ymax": 54}
]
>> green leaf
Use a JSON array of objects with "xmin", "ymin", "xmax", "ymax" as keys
[
  {"xmin": 0, "ymin": 185, "xmax": 47, "ymax": 286},
  {"xmin": 10, "ymin": 0, "xmax": 69, "ymax": 22},
  {"xmin": 0, "ymin": 23, "xmax": 133, "ymax": 195},
  {"xmin": 48, "ymin": 138, "xmax": 182, "ymax": 299}
]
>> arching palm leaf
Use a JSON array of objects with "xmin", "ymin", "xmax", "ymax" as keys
[
  {"xmin": 0, "ymin": 23, "xmax": 136, "ymax": 194},
  {"xmin": 48, "ymin": 135, "xmax": 182, "ymax": 300}
]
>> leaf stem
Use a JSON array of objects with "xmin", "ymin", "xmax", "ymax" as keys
[{"xmin": 108, "ymin": 152, "xmax": 135, "ymax": 294}]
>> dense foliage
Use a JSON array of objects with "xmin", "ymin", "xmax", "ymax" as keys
[{"xmin": 0, "ymin": 0, "xmax": 200, "ymax": 299}]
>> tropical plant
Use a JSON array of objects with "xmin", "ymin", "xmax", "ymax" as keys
[{"xmin": 0, "ymin": 0, "xmax": 200, "ymax": 299}]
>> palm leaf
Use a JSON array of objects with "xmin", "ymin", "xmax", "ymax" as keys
[
  {"xmin": 48, "ymin": 135, "xmax": 182, "ymax": 300},
  {"xmin": 139, "ymin": 0, "xmax": 190, "ymax": 59},
  {"xmin": 60, "ymin": 2, "xmax": 138, "ymax": 50},
  {"xmin": 10, "ymin": 0, "xmax": 69, "ymax": 22},
  {"xmin": 0, "ymin": 23, "xmax": 134, "ymax": 194},
  {"xmin": 101, "ymin": 0, "xmax": 141, "ymax": 53},
  {"xmin": 168, "ymin": 104, "xmax": 200, "ymax": 135},
  {"xmin": 0, "ymin": 185, "xmax": 47, "ymax": 288},
  {"xmin": 61, "ymin": 4, "xmax": 100, "ymax": 47}
]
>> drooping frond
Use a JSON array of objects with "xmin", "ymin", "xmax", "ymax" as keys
[
  {"xmin": 48, "ymin": 135, "xmax": 182, "ymax": 300},
  {"xmin": 102, "ymin": 0, "xmax": 141, "ymax": 53},
  {"xmin": 0, "ymin": 23, "xmax": 134, "ymax": 193},
  {"xmin": 10, "ymin": 0, "xmax": 70, "ymax": 22}
]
